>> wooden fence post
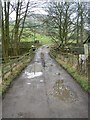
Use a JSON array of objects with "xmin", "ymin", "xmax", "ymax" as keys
[
  {"xmin": 88, "ymin": 54, "xmax": 90, "ymax": 84},
  {"xmin": 9, "ymin": 56, "xmax": 13, "ymax": 75},
  {"xmin": 2, "ymin": 64, "xmax": 4, "ymax": 80}
]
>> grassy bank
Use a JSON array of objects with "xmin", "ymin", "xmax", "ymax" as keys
[
  {"xmin": 49, "ymin": 49, "xmax": 90, "ymax": 93},
  {"xmin": 1, "ymin": 52, "xmax": 35, "ymax": 96}
]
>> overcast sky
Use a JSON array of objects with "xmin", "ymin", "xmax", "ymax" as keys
[
  {"xmin": 2, "ymin": 0, "xmax": 90, "ymax": 20},
  {"xmin": 9, "ymin": 0, "xmax": 49, "ymax": 20}
]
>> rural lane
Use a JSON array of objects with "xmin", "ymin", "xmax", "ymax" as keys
[{"xmin": 2, "ymin": 45, "xmax": 88, "ymax": 118}]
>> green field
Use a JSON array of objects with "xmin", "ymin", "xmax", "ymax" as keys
[{"xmin": 21, "ymin": 28, "xmax": 52, "ymax": 45}]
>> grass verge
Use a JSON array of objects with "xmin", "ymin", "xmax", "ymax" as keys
[
  {"xmin": 1, "ymin": 53, "xmax": 35, "ymax": 97},
  {"xmin": 49, "ymin": 49, "xmax": 90, "ymax": 93}
]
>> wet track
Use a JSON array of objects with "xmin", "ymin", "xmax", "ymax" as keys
[{"xmin": 2, "ymin": 45, "xmax": 88, "ymax": 118}]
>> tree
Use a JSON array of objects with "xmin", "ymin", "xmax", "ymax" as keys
[
  {"xmin": 12, "ymin": 0, "xmax": 30, "ymax": 55},
  {"xmin": 0, "ymin": 0, "xmax": 2, "ymax": 60},
  {"xmin": 2, "ymin": 1, "xmax": 10, "ymax": 60},
  {"xmin": 45, "ymin": 2, "xmax": 73, "ymax": 49},
  {"xmin": 2, "ymin": 0, "xmax": 30, "ymax": 59},
  {"xmin": 45, "ymin": 2, "xmax": 88, "ymax": 49}
]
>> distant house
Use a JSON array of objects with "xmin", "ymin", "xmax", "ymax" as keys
[{"xmin": 83, "ymin": 35, "xmax": 90, "ymax": 58}]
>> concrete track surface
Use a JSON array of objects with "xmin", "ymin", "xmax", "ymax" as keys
[{"xmin": 2, "ymin": 45, "xmax": 88, "ymax": 118}]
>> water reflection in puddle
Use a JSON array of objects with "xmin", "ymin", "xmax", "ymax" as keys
[
  {"xmin": 53, "ymin": 80, "xmax": 78, "ymax": 102},
  {"xmin": 27, "ymin": 83, "xmax": 31, "ymax": 85},
  {"xmin": 40, "ymin": 80, "xmax": 44, "ymax": 83},
  {"xmin": 25, "ymin": 71, "xmax": 43, "ymax": 79}
]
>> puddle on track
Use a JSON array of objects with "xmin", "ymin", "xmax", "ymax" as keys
[
  {"xmin": 27, "ymin": 82, "xmax": 31, "ymax": 85},
  {"xmin": 25, "ymin": 71, "xmax": 43, "ymax": 79},
  {"xmin": 40, "ymin": 80, "xmax": 44, "ymax": 83},
  {"xmin": 18, "ymin": 112, "xmax": 23, "ymax": 118},
  {"xmin": 53, "ymin": 80, "xmax": 78, "ymax": 102}
]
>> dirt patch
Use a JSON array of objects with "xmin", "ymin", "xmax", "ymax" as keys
[
  {"xmin": 53, "ymin": 80, "xmax": 78, "ymax": 102},
  {"xmin": 18, "ymin": 112, "xmax": 23, "ymax": 117},
  {"xmin": 18, "ymin": 112, "xmax": 35, "ymax": 118}
]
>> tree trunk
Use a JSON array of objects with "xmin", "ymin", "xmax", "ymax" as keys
[
  {"xmin": 80, "ymin": 4, "xmax": 84, "ymax": 44},
  {"xmin": 13, "ymin": 1, "xmax": 19, "ymax": 56},
  {"xmin": 2, "ymin": 7, "xmax": 6, "ymax": 60},
  {"xmin": 18, "ymin": 1, "xmax": 29, "ymax": 42},
  {"xmin": 2, "ymin": 2, "xmax": 10, "ymax": 61}
]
